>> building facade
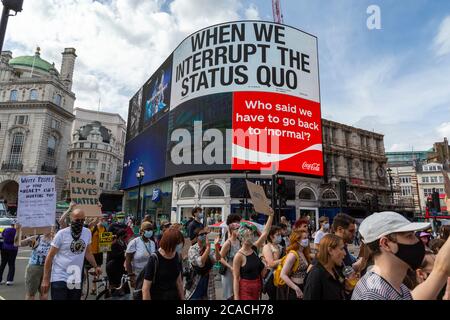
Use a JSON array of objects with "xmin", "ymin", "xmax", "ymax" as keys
[
  {"xmin": 0, "ymin": 47, "xmax": 77, "ymax": 212},
  {"xmin": 122, "ymin": 118, "xmax": 392, "ymax": 226},
  {"xmin": 416, "ymin": 162, "xmax": 448, "ymax": 212},
  {"xmin": 67, "ymin": 108, "xmax": 126, "ymax": 211}
]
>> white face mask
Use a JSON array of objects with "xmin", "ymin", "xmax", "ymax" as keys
[
  {"xmin": 300, "ymin": 239, "xmax": 309, "ymax": 248},
  {"xmin": 274, "ymin": 235, "xmax": 282, "ymax": 244}
]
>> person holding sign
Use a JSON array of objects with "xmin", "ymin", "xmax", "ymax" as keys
[
  {"xmin": 233, "ymin": 208, "xmax": 274, "ymax": 300},
  {"xmin": 41, "ymin": 209, "xmax": 102, "ymax": 300},
  {"xmin": 16, "ymin": 226, "xmax": 54, "ymax": 300}
]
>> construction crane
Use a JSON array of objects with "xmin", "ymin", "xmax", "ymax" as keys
[{"xmin": 272, "ymin": 0, "xmax": 283, "ymax": 23}]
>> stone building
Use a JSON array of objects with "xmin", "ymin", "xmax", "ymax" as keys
[
  {"xmin": 67, "ymin": 108, "xmax": 126, "ymax": 211},
  {"xmin": 0, "ymin": 47, "xmax": 77, "ymax": 212}
]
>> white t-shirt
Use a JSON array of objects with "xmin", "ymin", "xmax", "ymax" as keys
[
  {"xmin": 126, "ymin": 237, "xmax": 156, "ymax": 276},
  {"xmin": 51, "ymin": 227, "xmax": 92, "ymax": 283},
  {"xmin": 314, "ymin": 229, "xmax": 328, "ymax": 245}
]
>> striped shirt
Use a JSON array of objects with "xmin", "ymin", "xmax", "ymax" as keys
[{"xmin": 352, "ymin": 271, "xmax": 413, "ymax": 300}]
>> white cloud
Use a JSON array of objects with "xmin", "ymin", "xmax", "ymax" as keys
[
  {"xmin": 5, "ymin": 0, "xmax": 253, "ymax": 118},
  {"xmin": 245, "ymin": 3, "xmax": 260, "ymax": 20},
  {"xmin": 437, "ymin": 122, "xmax": 450, "ymax": 138},
  {"xmin": 434, "ymin": 15, "xmax": 450, "ymax": 56}
]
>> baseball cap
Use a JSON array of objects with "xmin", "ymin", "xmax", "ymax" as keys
[
  {"xmin": 359, "ymin": 211, "xmax": 430, "ymax": 244},
  {"xmin": 419, "ymin": 232, "xmax": 431, "ymax": 238}
]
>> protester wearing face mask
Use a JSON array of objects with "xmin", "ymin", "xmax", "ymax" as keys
[
  {"xmin": 41, "ymin": 209, "xmax": 102, "ymax": 300},
  {"xmin": 106, "ymin": 229, "xmax": 127, "ymax": 291},
  {"xmin": 220, "ymin": 222, "xmax": 242, "ymax": 300},
  {"xmin": 262, "ymin": 226, "xmax": 283, "ymax": 300},
  {"xmin": 314, "ymin": 216, "xmax": 330, "ymax": 252},
  {"xmin": 125, "ymin": 222, "xmax": 156, "ymax": 287},
  {"xmin": 188, "ymin": 207, "xmax": 204, "ymax": 243},
  {"xmin": 279, "ymin": 231, "xmax": 311, "ymax": 300},
  {"xmin": 186, "ymin": 228, "xmax": 220, "ymax": 300},
  {"xmin": 352, "ymin": 211, "xmax": 450, "ymax": 300},
  {"xmin": 87, "ymin": 216, "xmax": 108, "ymax": 295},
  {"xmin": 233, "ymin": 209, "xmax": 274, "ymax": 300},
  {"xmin": 142, "ymin": 228, "xmax": 185, "ymax": 300}
]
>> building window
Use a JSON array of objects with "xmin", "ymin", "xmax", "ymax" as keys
[
  {"xmin": 92, "ymin": 143, "xmax": 97, "ymax": 149},
  {"xmin": 424, "ymin": 188, "xmax": 433, "ymax": 197},
  {"xmin": 107, "ymin": 174, "xmax": 110, "ymax": 181},
  {"xmin": 76, "ymin": 161, "xmax": 82, "ymax": 169},
  {"xmin": 87, "ymin": 161, "xmax": 97, "ymax": 171},
  {"xmin": 10, "ymin": 90, "xmax": 18, "ymax": 101},
  {"xmin": 80, "ymin": 143, "xmax": 84, "ymax": 148},
  {"xmin": 430, "ymin": 176, "xmax": 438, "ymax": 183},
  {"xmin": 101, "ymin": 163, "xmax": 106, "ymax": 171},
  {"xmin": 202, "ymin": 185, "xmax": 225, "ymax": 197},
  {"xmin": 180, "ymin": 185, "xmax": 195, "ymax": 198},
  {"xmin": 99, "ymin": 182, "xmax": 104, "ymax": 188},
  {"xmin": 54, "ymin": 94, "xmax": 62, "ymax": 106},
  {"xmin": 438, "ymin": 176, "xmax": 444, "ymax": 183},
  {"xmin": 89, "ymin": 152, "xmax": 96, "ymax": 159},
  {"xmin": 400, "ymin": 176, "xmax": 411, "ymax": 184},
  {"xmin": 401, "ymin": 186, "xmax": 412, "ymax": 196},
  {"xmin": 70, "ymin": 161, "xmax": 74, "ymax": 169},
  {"xmin": 15, "ymin": 115, "xmax": 28, "ymax": 125},
  {"xmin": 78, "ymin": 152, "xmax": 82, "ymax": 159},
  {"xmin": 100, "ymin": 173, "xmax": 105, "ymax": 180},
  {"xmin": 438, "ymin": 188, "xmax": 444, "ymax": 194},
  {"xmin": 9, "ymin": 132, "xmax": 24, "ymax": 164},
  {"xmin": 106, "ymin": 184, "xmax": 109, "ymax": 189},
  {"xmin": 422, "ymin": 177, "xmax": 429, "ymax": 183},
  {"xmin": 47, "ymin": 136, "xmax": 57, "ymax": 162},
  {"xmin": 30, "ymin": 89, "xmax": 38, "ymax": 100},
  {"xmin": 51, "ymin": 119, "xmax": 60, "ymax": 130}
]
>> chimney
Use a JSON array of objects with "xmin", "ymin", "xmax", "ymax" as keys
[
  {"xmin": 60, "ymin": 48, "xmax": 77, "ymax": 91},
  {"xmin": 1, "ymin": 51, "xmax": 13, "ymax": 64}
]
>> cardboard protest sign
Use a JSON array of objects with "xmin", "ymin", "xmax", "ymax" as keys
[
  {"xmin": 17, "ymin": 175, "xmax": 56, "ymax": 235},
  {"xmin": 99, "ymin": 232, "xmax": 113, "ymax": 253},
  {"xmin": 69, "ymin": 172, "xmax": 102, "ymax": 217},
  {"xmin": 245, "ymin": 180, "xmax": 273, "ymax": 216}
]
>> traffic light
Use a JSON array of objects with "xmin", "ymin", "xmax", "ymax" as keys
[
  {"xmin": 276, "ymin": 177, "xmax": 286, "ymax": 197},
  {"xmin": 3, "ymin": 0, "xmax": 24, "ymax": 12},
  {"xmin": 432, "ymin": 190, "xmax": 441, "ymax": 213}
]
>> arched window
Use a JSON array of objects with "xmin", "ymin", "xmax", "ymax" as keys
[
  {"xmin": 347, "ymin": 191, "xmax": 358, "ymax": 202},
  {"xmin": 180, "ymin": 185, "xmax": 195, "ymax": 198},
  {"xmin": 54, "ymin": 94, "xmax": 62, "ymax": 106},
  {"xmin": 299, "ymin": 188, "xmax": 317, "ymax": 200},
  {"xmin": 322, "ymin": 189, "xmax": 338, "ymax": 200},
  {"xmin": 9, "ymin": 132, "xmax": 24, "ymax": 164},
  {"xmin": 10, "ymin": 90, "xmax": 18, "ymax": 101},
  {"xmin": 202, "ymin": 185, "xmax": 224, "ymax": 197},
  {"xmin": 30, "ymin": 89, "xmax": 38, "ymax": 100}
]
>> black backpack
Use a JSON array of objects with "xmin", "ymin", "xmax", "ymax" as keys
[{"xmin": 133, "ymin": 253, "xmax": 158, "ymax": 300}]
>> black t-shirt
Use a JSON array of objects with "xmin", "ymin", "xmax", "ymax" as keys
[
  {"xmin": 188, "ymin": 219, "xmax": 204, "ymax": 240},
  {"xmin": 143, "ymin": 251, "xmax": 182, "ymax": 294},
  {"xmin": 304, "ymin": 262, "xmax": 346, "ymax": 300}
]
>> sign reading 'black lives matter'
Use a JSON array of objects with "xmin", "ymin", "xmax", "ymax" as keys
[{"xmin": 69, "ymin": 172, "xmax": 102, "ymax": 217}]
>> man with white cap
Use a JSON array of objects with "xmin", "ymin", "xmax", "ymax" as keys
[{"xmin": 352, "ymin": 211, "xmax": 450, "ymax": 300}]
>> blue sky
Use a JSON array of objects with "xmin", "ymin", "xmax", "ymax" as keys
[{"xmin": 4, "ymin": 0, "xmax": 450, "ymax": 151}]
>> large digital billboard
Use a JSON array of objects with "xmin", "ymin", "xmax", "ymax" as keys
[{"xmin": 122, "ymin": 21, "xmax": 322, "ymax": 189}]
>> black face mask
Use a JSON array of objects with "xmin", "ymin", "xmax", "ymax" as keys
[
  {"xmin": 392, "ymin": 240, "xmax": 426, "ymax": 270},
  {"xmin": 71, "ymin": 220, "xmax": 84, "ymax": 239}
]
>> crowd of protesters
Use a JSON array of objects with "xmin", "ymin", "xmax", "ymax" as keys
[{"xmin": 2, "ymin": 200, "xmax": 450, "ymax": 301}]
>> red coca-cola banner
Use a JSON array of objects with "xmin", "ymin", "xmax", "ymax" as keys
[{"xmin": 232, "ymin": 91, "xmax": 323, "ymax": 176}]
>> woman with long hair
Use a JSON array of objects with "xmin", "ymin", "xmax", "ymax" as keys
[
  {"xmin": 233, "ymin": 209, "xmax": 274, "ymax": 300},
  {"xmin": 219, "ymin": 222, "xmax": 241, "ymax": 300},
  {"xmin": 261, "ymin": 226, "xmax": 282, "ymax": 300},
  {"xmin": 278, "ymin": 230, "xmax": 311, "ymax": 300}
]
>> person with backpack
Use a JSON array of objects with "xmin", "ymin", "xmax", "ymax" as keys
[
  {"xmin": 142, "ymin": 228, "xmax": 185, "ymax": 300},
  {"xmin": 233, "ymin": 209, "xmax": 274, "ymax": 300},
  {"xmin": 16, "ymin": 226, "xmax": 54, "ymax": 300},
  {"xmin": 277, "ymin": 230, "xmax": 311, "ymax": 300},
  {"xmin": 185, "ymin": 227, "xmax": 221, "ymax": 300},
  {"xmin": 261, "ymin": 226, "xmax": 283, "ymax": 300},
  {"xmin": 219, "ymin": 222, "xmax": 241, "ymax": 300}
]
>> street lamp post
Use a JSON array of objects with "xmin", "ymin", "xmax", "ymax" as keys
[
  {"xmin": 136, "ymin": 164, "xmax": 145, "ymax": 223},
  {"xmin": 387, "ymin": 168, "xmax": 394, "ymax": 205},
  {"xmin": 0, "ymin": 0, "xmax": 24, "ymax": 53}
]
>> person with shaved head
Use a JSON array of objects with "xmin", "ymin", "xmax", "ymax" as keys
[{"xmin": 41, "ymin": 208, "xmax": 102, "ymax": 300}]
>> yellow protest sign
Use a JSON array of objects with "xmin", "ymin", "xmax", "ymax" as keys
[{"xmin": 99, "ymin": 232, "xmax": 113, "ymax": 252}]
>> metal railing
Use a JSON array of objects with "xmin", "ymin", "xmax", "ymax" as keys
[
  {"xmin": 41, "ymin": 164, "xmax": 57, "ymax": 174},
  {"xmin": 1, "ymin": 162, "xmax": 23, "ymax": 171}
]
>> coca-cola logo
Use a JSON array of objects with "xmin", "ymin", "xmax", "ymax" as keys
[{"xmin": 302, "ymin": 162, "xmax": 321, "ymax": 172}]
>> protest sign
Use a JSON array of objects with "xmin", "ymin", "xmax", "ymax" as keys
[
  {"xmin": 99, "ymin": 232, "xmax": 113, "ymax": 252},
  {"xmin": 245, "ymin": 180, "xmax": 273, "ymax": 216},
  {"xmin": 17, "ymin": 175, "xmax": 56, "ymax": 235},
  {"xmin": 69, "ymin": 172, "xmax": 102, "ymax": 217}
]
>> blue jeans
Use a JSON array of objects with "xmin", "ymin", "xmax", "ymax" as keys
[{"xmin": 51, "ymin": 281, "xmax": 82, "ymax": 300}]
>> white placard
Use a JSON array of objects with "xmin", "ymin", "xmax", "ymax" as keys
[
  {"xmin": 17, "ymin": 175, "xmax": 56, "ymax": 228},
  {"xmin": 171, "ymin": 21, "xmax": 319, "ymax": 109}
]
